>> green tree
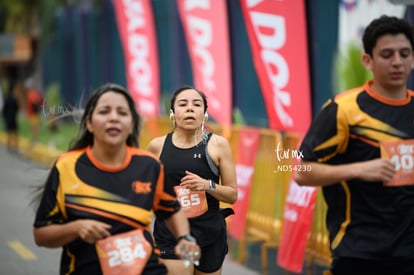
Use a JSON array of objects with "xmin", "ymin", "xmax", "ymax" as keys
[
  {"xmin": 0, "ymin": 0, "xmax": 37, "ymax": 34},
  {"xmin": 334, "ymin": 43, "xmax": 372, "ymax": 94},
  {"xmin": 0, "ymin": 0, "xmax": 104, "ymax": 51}
]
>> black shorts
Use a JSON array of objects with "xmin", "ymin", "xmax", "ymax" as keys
[
  {"xmin": 143, "ymin": 252, "xmax": 168, "ymax": 275},
  {"xmin": 158, "ymin": 229, "xmax": 228, "ymax": 273},
  {"xmin": 331, "ymin": 257, "xmax": 414, "ymax": 275}
]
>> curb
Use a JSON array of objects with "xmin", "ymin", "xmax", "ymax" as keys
[{"xmin": 0, "ymin": 133, "xmax": 61, "ymax": 166}]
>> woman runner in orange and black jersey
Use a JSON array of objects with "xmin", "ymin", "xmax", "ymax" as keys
[{"xmin": 32, "ymin": 83, "xmax": 200, "ymax": 275}]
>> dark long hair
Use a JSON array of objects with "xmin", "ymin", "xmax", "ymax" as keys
[{"xmin": 69, "ymin": 83, "xmax": 141, "ymax": 150}]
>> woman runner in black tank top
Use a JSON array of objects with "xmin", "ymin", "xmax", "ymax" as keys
[{"xmin": 147, "ymin": 86, "xmax": 237, "ymax": 275}]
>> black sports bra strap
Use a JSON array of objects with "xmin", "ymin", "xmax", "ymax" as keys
[{"xmin": 205, "ymin": 132, "xmax": 219, "ymax": 177}]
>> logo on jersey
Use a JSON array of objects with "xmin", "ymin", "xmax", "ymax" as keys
[
  {"xmin": 193, "ymin": 153, "xmax": 202, "ymax": 159},
  {"xmin": 132, "ymin": 181, "xmax": 152, "ymax": 194}
]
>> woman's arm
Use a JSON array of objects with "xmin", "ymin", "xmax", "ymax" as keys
[
  {"xmin": 164, "ymin": 208, "xmax": 190, "ymax": 238},
  {"xmin": 33, "ymin": 219, "xmax": 111, "ymax": 247},
  {"xmin": 207, "ymin": 135, "xmax": 237, "ymax": 204},
  {"xmin": 164, "ymin": 209, "xmax": 200, "ymax": 259}
]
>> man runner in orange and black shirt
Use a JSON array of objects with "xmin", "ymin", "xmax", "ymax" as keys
[{"xmin": 296, "ymin": 15, "xmax": 414, "ymax": 275}]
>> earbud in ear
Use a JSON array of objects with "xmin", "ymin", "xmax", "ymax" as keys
[
  {"xmin": 169, "ymin": 109, "xmax": 174, "ymax": 120},
  {"xmin": 204, "ymin": 112, "xmax": 209, "ymax": 121}
]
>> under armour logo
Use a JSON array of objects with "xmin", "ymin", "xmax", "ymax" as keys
[{"xmin": 193, "ymin": 153, "xmax": 202, "ymax": 159}]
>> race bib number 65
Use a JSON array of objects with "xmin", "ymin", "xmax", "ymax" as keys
[
  {"xmin": 174, "ymin": 186, "xmax": 208, "ymax": 218},
  {"xmin": 380, "ymin": 139, "xmax": 414, "ymax": 186},
  {"xmin": 96, "ymin": 229, "xmax": 151, "ymax": 275}
]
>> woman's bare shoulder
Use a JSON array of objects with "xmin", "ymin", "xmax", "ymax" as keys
[
  {"xmin": 147, "ymin": 135, "xmax": 167, "ymax": 155},
  {"xmin": 209, "ymin": 133, "xmax": 230, "ymax": 148}
]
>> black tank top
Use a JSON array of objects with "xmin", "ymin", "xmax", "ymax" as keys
[
  {"xmin": 154, "ymin": 132, "xmax": 225, "ymax": 247},
  {"xmin": 160, "ymin": 132, "xmax": 220, "ymax": 212}
]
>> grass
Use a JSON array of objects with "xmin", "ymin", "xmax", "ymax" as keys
[{"xmin": 1, "ymin": 113, "xmax": 78, "ymax": 152}]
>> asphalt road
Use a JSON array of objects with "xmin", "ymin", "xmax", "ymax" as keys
[
  {"xmin": 0, "ymin": 144, "xmax": 259, "ymax": 275},
  {"xmin": 0, "ymin": 146, "xmax": 60, "ymax": 274}
]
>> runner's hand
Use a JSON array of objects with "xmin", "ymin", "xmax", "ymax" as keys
[
  {"xmin": 180, "ymin": 170, "xmax": 209, "ymax": 191},
  {"xmin": 75, "ymin": 219, "xmax": 112, "ymax": 244},
  {"xmin": 357, "ymin": 159, "xmax": 396, "ymax": 182},
  {"xmin": 175, "ymin": 239, "xmax": 201, "ymax": 265}
]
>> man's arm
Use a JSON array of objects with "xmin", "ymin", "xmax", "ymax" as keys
[{"xmin": 294, "ymin": 159, "xmax": 396, "ymax": 187}]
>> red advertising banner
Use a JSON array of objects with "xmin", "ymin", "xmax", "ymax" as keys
[
  {"xmin": 113, "ymin": 0, "xmax": 160, "ymax": 117},
  {"xmin": 228, "ymin": 128, "xmax": 260, "ymax": 240},
  {"xmin": 240, "ymin": 0, "xmax": 311, "ymax": 133},
  {"xmin": 176, "ymin": 0, "xmax": 232, "ymax": 126},
  {"xmin": 277, "ymin": 178, "xmax": 317, "ymax": 273}
]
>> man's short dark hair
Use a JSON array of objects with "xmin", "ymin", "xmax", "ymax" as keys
[{"xmin": 362, "ymin": 15, "xmax": 414, "ymax": 56}]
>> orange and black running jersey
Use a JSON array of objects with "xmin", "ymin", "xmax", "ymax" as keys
[
  {"xmin": 300, "ymin": 81, "xmax": 414, "ymax": 260},
  {"xmin": 33, "ymin": 146, "xmax": 180, "ymax": 274}
]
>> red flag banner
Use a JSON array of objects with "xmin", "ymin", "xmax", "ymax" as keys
[
  {"xmin": 240, "ymin": 0, "xmax": 311, "ymax": 133},
  {"xmin": 113, "ymin": 0, "xmax": 160, "ymax": 117},
  {"xmin": 277, "ymin": 178, "xmax": 317, "ymax": 273},
  {"xmin": 176, "ymin": 0, "xmax": 232, "ymax": 126},
  {"xmin": 228, "ymin": 127, "xmax": 260, "ymax": 240}
]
